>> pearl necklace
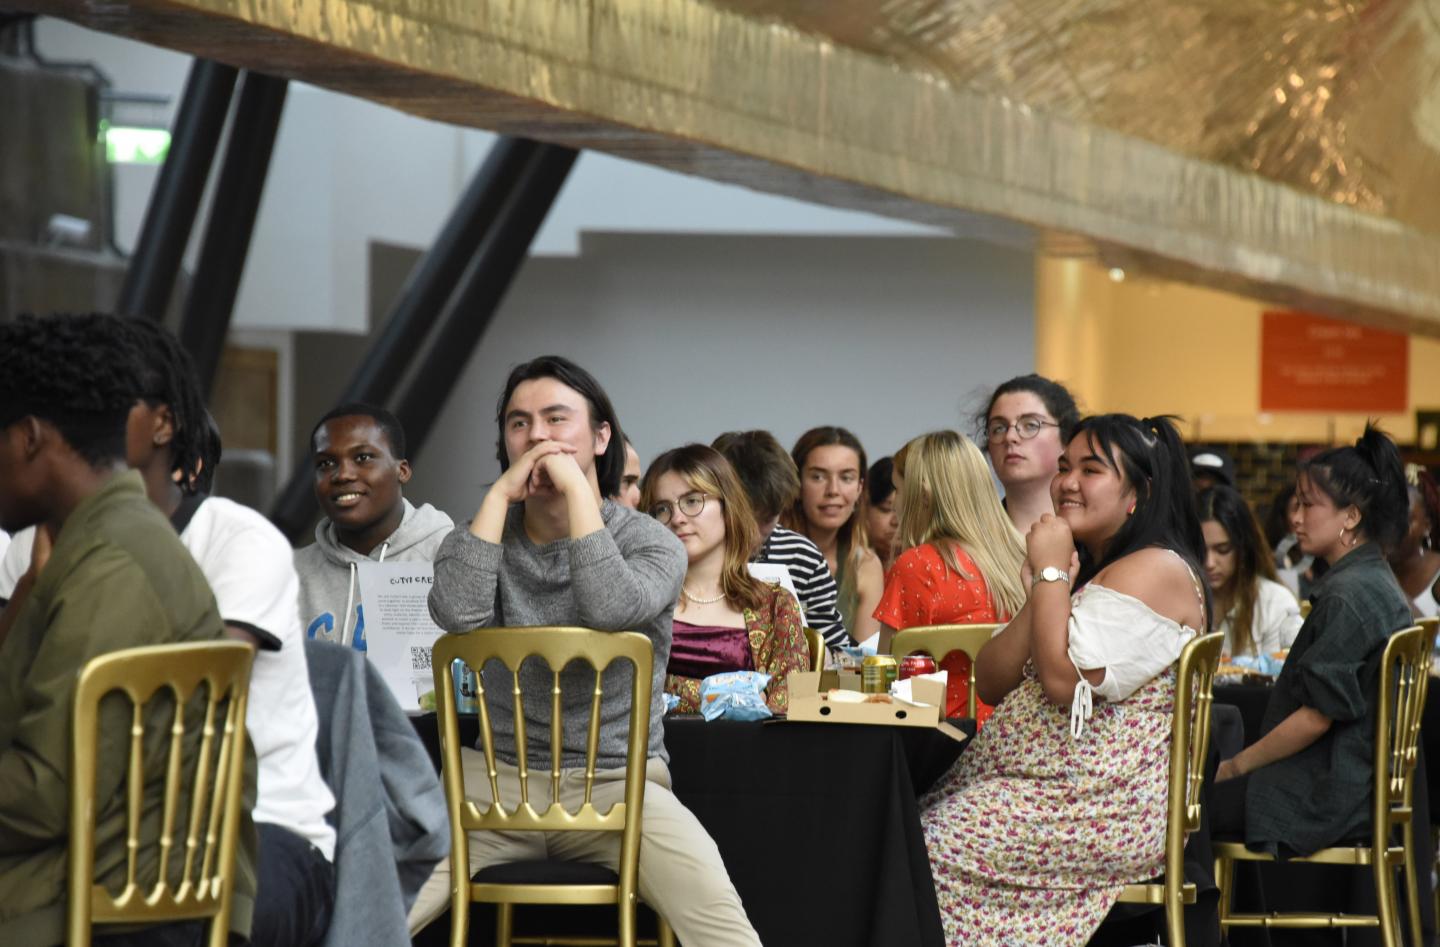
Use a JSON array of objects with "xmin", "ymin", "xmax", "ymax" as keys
[{"xmin": 681, "ymin": 586, "xmax": 726, "ymax": 605}]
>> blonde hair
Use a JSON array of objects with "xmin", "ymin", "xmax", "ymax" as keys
[
  {"xmin": 894, "ymin": 431, "xmax": 1027, "ymax": 619},
  {"xmin": 640, "ymin": 444, "xmax": 770, "ymax": 611}
]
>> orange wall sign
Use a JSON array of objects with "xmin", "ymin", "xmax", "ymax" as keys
[{"xmin": 1260, "ymin": 311, "xmax": 1408, "ymax": 413}]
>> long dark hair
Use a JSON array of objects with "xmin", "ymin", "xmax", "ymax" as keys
[
  {"xmin": 1300, "ymin": 422, "xmax": 1408, "ymax": 552},
  {"xmin": 1198, "ymin": 484, "xmax": 1276, "ymax": 654},
  {"xmin": 494, "ymin": 356, "xmax": 626, "ymax": 498},
  {"xmin": 976, "ymin": 374, "xmax": 1081, "ymax": 443},
  {"xmin": 1069, "ymin": 414, "xmax": 1210, "ymax": 629}
]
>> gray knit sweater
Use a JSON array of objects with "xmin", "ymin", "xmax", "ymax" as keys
[{"xmin": 427, "ymin": 500, "xmax": 685, "ymax": 769}]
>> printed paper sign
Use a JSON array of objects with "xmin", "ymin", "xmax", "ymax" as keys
[{"xmin": 355, "ymin": 561, "xmax": 445, "ymax": 712}]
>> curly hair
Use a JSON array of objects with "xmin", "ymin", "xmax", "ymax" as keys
[
  {"xmin": 975, "ymin": 374, "xmax": 1081, "ymax": 444},
  {"xmin": 0, "ymin": 314, "xmax": 146, "ymax": 467},
  {"xmin": 118, "ymin": 318, "xmax": 218, "ymax": 495}
]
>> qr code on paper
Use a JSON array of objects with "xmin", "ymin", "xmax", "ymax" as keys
[{"xmin": 410, "ymin": 646, "xmax": 432, "ymax": 671}]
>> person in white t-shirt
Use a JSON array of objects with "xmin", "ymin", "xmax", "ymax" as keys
[
  {"xmin": 1198, "ymin": 484, "xmax": 1303, "ymax": 660},
  {"xmin": 0, "ymin": 320, "xmax": 337, "ymax": 946}
]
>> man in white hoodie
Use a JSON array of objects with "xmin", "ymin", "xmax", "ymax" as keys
[{"xmin": 295, "ymin": 404, "xmax": 454, "ymax": 649}]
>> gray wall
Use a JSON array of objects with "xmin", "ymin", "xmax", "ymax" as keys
[{"xmin": 378, "ymin": 231, "xmax": 1034, "ymax": 520}]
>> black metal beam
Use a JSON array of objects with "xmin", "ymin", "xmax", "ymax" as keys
[
  {"xmin": 116, "ymin": 59, "xmax": 237, "ymax": 321},
  {"xmin": 335, "ymin": 137, "xmax": 540, "ymax": 405},
  {"xmin": 394, "ymin": 143, "xmax": 578, "ymax": 458},
  {"xmin": 178, "ymin": 71, "xmax": 288, "ymax": 394},
  {"xmin": 267, "ymin": 137, "xmax": 553, "ymax": 541}
]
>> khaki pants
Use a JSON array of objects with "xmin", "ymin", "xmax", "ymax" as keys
[{"xmin": 409, "ymin": 747, "xmax": 761, "ymax": 947}]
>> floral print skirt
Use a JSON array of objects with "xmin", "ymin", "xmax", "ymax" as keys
[{"xmin": 920, "ymin": 668, "xmax": 1174, "ymax": 946}]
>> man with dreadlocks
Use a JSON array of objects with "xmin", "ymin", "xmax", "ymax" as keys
[
  {"xmin": 0, "ymin": 317, "xmax": 339, "ymax": 947},
  {"xmin": 123, "ymin": 319, "xmax": 338, "ymax": 946},
  {"xmin": 0, "ymin": 313, "xmax": 258, "ymax": 946}
]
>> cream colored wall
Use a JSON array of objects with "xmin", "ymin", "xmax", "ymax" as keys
[{"xmin": 1036, "ymin": 258, "xmax": 1440, "ymax": 444}]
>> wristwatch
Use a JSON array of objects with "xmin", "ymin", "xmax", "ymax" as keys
[{"xmin": 1032, "ymin": 566, "xmax": 1070, "ymax": 589}]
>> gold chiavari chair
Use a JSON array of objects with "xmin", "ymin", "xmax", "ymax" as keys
[
  {"xmin": 888, "ymin": 623, "xmax": 1001, "ymax": 718},
  {"xmin": 803, "ymin": 627, "xmax": 825, "ymax": 672},
  {"xmin": 1215, "ymin": 622, "xmax": 1436, "ymax": 947},
  {"xmin": 68, "ymin": 641, "xmax": 255, "ymax": 947},
  {"xmin": 1113, "ymin": 631, "xmax": 1225, "ymax": 945},
  {"xmin": 432, "ymin": 628, "xmax": 675, "ymax": 947}
]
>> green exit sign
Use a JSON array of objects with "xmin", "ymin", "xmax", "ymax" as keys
[{"xmin": 103, "ymin": 123, "xmax": 171, "ymax": 165}]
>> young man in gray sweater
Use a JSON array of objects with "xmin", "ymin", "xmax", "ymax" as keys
[{"xmin": 412, "ymin": 357, "xmax": 760, "ymax": 945}]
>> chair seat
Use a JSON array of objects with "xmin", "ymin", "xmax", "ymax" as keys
[
  {"xmin": 1116, "ymin": 880, "xmax": 1197, "ymax": 905},
  {"xmin": 1213, "ymin": 838, "xmax": 1403, "ymax": 867},
  {"xmin": 474, "ymin": 859, "xmax": 620, "ymax": 886}
]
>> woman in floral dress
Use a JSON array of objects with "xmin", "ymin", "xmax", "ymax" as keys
[{"xmin": 921, "ymin": 414, "xmax": 1212, "ymax": 946}]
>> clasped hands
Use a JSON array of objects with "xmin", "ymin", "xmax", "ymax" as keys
[
  {"xmin": 489, "ymin": 441, "xmax": 590, "ymax": 505},
  {"xmin": 1021, "ymin": 513, "xmax": 1079, "ymax": 591}
]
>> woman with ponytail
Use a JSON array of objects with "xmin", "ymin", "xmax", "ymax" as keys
[
  {"xmin": 1213, "ymin": 423, "xmax": 1412, "ymax": 857},
  {"xmin": 921, "ymin": 415, "xmax": 1210, "ymax": 945}
]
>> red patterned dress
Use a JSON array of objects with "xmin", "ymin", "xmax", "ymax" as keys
[
  {"xmin": 920, "ymin": 586, "xmax": 1190, "ymax": 946},
  {"xmin": 873, "ymin": 543, "xmax": 1005, "ymax": 722}
]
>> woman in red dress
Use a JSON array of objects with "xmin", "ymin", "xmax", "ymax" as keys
[{"xmin": 874, "ymin": 431, "xmax": 1026, "ymax": 721}]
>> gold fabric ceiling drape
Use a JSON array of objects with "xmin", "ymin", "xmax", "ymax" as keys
[{"xmin": 24, "ymin": 0, "xmax": 1440, "ymax": 334}]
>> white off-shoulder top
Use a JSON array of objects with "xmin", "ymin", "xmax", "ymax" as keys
[{"xmin": 1063, "ymin": 583, "xmax": 1200, "ymax": 737}]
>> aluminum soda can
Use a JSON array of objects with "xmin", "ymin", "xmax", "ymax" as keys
[
  {"xmin": 898, "ymin": 653, "xmax": 938, "ymax": 681},
  {"xmin": 861, "ymin": 655, "xmax": 899, "ymax": 694}
]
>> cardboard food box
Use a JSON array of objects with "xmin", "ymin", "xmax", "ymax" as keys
[{"xmin": 786, "ymin": 670, "xmax": 967, "ymax": 742}]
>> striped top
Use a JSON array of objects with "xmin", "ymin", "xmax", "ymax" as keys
[{"xmin": 753, "ymin": 526, "xmax": 853, "ymax": 648}]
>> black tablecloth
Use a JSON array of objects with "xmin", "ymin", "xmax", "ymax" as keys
[
  {"xmin": 1213, "ymin": 683, "xmax": 1437, "ymax": 947},
  {"xmin": 666, "ymin": 718, "xmax": 967, "ymax": 947},
  {"xmin": 411, "ymin": 714, "xmax": 970, "ymax": 947}
]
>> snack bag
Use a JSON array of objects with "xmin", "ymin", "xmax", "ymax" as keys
[
  {"xmin": 699, "ymin": 670, "xmax": 773, "ymax": 722},
  {"xmin": 662, "ymin": 692, "xmax": 682, "ymax": 715}
]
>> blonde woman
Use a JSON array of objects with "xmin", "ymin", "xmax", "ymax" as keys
[
  {"xmin": 875, "ymin": 431, "xmax": 1026, "ymax": 720},
  {"xmin": 642, "ymin": 444, "xmax": 808, "ymax": 714}
]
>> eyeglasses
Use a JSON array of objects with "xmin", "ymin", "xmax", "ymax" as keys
[
  {"xmin": 986, "ymin": 415, "xmax": 1059, "ymax": 443},
  {"xmin": 650, "ymin": 492, "xmax": 714, "ymax": 525}
]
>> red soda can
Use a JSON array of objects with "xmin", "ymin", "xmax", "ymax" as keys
[{"xmin": 898, "ymin": 653, "xmax": 937, "ymax": 680}]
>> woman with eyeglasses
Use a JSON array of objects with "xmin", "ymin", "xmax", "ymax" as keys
[
  {"xmin": 642, "ymin": 445, "xmax": 809, "ymax": 714},
  {"xmin": 977, "ymin": 375, "xmax": 1081, "ymax": 535},
  {"xmin": 784, "ymin": 427, "xmax": 885, "ymax": 645}
]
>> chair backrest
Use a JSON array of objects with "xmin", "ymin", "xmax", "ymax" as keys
[
  {"xmin": 1300, "ymin": 600, "xmax": 1312, "ymax": 620},
  {"xmin": 432, "ymin": 628, "xmax": 653, "ymax": 874},
  {"xmin": 68, "ymin": 641, "xmax": 255, "ymax": 947},
  {"xmin": 1372, "ymin": 623, "xmax": 1434, "ymax": 856},
  {"xmin": 888, "ymin": 624, "xmax": 1001, "ymax": 717},
  {"xmin": 1165, "ymin": 632, "xmax": 1224, "ymax": 880},
  {"xmin": 803, "ymin": 627, "xmax": 825, "ymax": 671}
]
